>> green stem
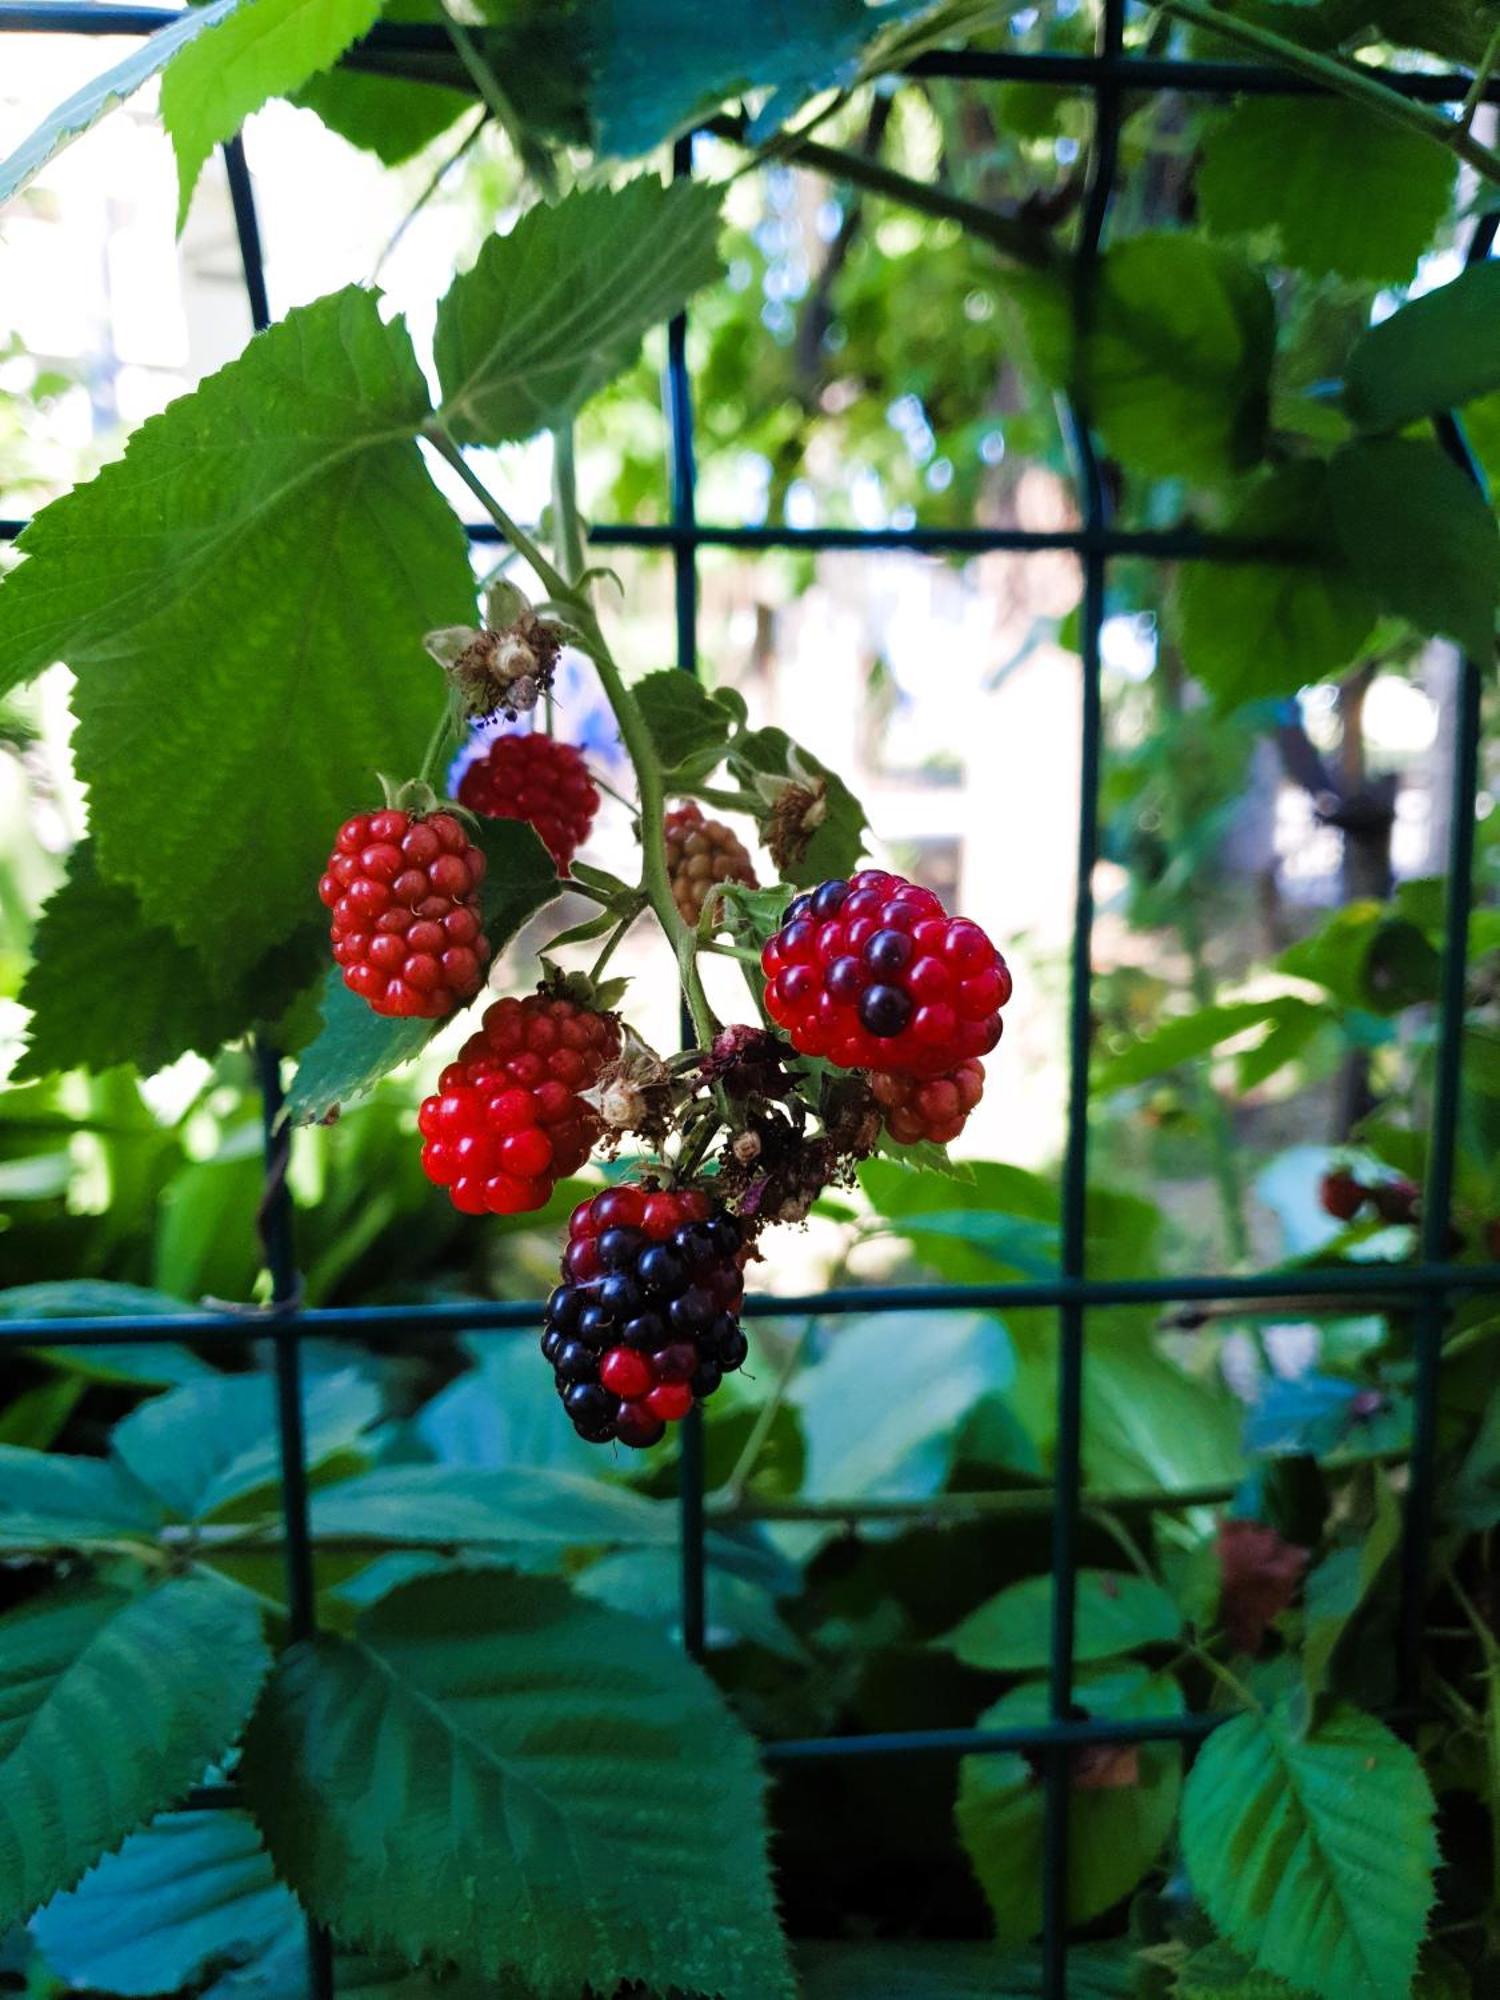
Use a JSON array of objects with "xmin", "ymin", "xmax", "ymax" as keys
[
  {"xmin": 437, "ymin": 6, "xmax": 558, "ymax": 195},
  {"xmin": 551, "ymin": 426, "xmax": 588, "ymax": 586},
  {"xmin": 686, "ymin": 784, "xmax": 763, "ymax": 816},
  {"xmin": 589, "ymin": 909, "xmax": 639, "ymax": 982},
  {"xmin": 715, "ymin": 1317, "xmax": 818, "ymax": 1509},
  {"xmin": 372, "ymin": 107, "xmax": 489, "ymax": 282},
  {"xmin": 417, "ymin": 693, "xmax": 457, "ymax": 790},
  {"xmin": 1157, "ymin": 0, "xmax": 1500, "ymax": 187},
  {"xmin": 430, "ymin": 423, "xmax": 719, "ymax": 1048},
  {"xmin": 1462, "ymin": 19, "xmax": 1500, "ymax": 133},
  {"xmin": 708, "ymin": 1474, "xmax": 1252, "ymax": 1526},
  {"xmin": 704, "ymin": 114, "xmax": 1056, "ymax": 269}
]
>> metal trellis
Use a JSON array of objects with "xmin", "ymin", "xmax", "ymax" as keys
[{"xmin": 0, "ymin": 5, "xmax": 1496, "ymax": 1995}]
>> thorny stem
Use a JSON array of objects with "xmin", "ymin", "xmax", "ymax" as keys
[
  {"xmin": 426, "ymin": 423, "xmax": 720, "ymax": 1049},
  {"xmin": 1156, "ymin": 0, "xmax": 1500, "ymax": 188}
]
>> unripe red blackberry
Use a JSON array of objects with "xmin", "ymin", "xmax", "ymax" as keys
[
  {"xmin": 1319, "ymin": 1168, "xmax": 1366, "ymax": 1223},
  {"xmin": 541, "ymin": 1184, "xmax": 747, "ymax": 1447},
  {"xmin": 762, "ymin": 870, "xmax": 1011, "ymax": 1078},
  {"xmin": 665, "ymin": 801, "xmax": 757, "ymax": 926},
  {"xmin": 454, "ymin": 731, "xmax": 599, "ymax": 873},
  {"xmin": 870, "ymin": 1058, "xmax": 984, "ymax": 1146},
  {"xmin": 320, "ymin": 809, "xmax": 489, "ymax": 1018},
  {"xmin": 418, "ymin": 992, "xmax": 619, "ymax": 1215}
]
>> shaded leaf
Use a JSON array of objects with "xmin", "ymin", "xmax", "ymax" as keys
[
  {"xmin": 1180, "ymin": 1699, "xmax": 1437, "ymax": 2000},
  {"xmin": 1172, "ymin": 463, "xmax": 1379, "ymax": 705},
  {"xmin": 1329, "ymin": 438, "xmax": 1499, "ymax": 662},
  {"xmin": 1302, "ymin": 1474, "xmax": 1400, "ymax": 1698},
  {"xmin": 0, "ymin": 1444, "xmax": 161, "ymax": 1551},
  {"xmin": 957, "ymin": 1665, "xmax": 1185, "ymax": 1941},
  {"xmin": 241, "ymin": 1571, "xmax": 794, "ymax": 1995},
  {"xmin": 435, "ymin": 178, "xmax": 722, "ymax": 447},
  {"xmin": 799, "ymin": 1939, "xmax": 1137, "ymax": 1997},
  {"xmin": 0, "ymin": 1577, "xmax": 270, "ymax": 1926},
  {"xmin": 1347, "ymin": 263, "xmax": 1500, "ymax": 433},
  {"xmin": 1095, "ymin": 997, "xmax": 1315, "ymax": 1095},
  {"xmin": 111, "ymin": 1369, "xmax": 379, "ymax": 1523},
  {"xmin": 307, "ymin": 1461, "xmax": 680, "ymax": 1553},
  {"xmin": 938, "ymin": 1569, "xmax": 1181, "ymax": 1672},
  {"xmin": 1199, "ymin": 96, "xmax": 1455, "ymax": 286},
  {"xmin": 1215, "ymin": 1519, "xmax": 1310, "ymax": 1655}
]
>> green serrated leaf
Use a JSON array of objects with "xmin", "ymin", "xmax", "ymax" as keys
[
  {"xmin": 0, "ymin": 288, "xmax": 475, "ymax": 988},
  {"xmin": 957, "ymin": 1665, "xmax": 1185, "ymax": 1941},
  {"xmin": 0, "ymin": 0, "xmax": 244, "ymax": 205},
  {"xmin": 14, "ymin": 846, "xmax": 323, "ymax": 1082},
  {"xmin": 799, "ymin": 1939, "xmax": 1138, "ymax": 1998},
  {"xmin": 306, "ymin": 1461, "xmax": 680, "ymax": 1554},
  {"xmin": 434, "ymin": 179, "xmax": 723, "ymax": 447},
  {"xmin": 1199, "ymin": 96, "xmax": 1455, "ymax": 287},
  {"xmin": 1329, "ymin": 437, "xmax": 1499, "ymax": 662},
  {"xmin": 241, "ymin": 1570, "xmax": 794, "ymax": 1996},
  {"xmin": 938, "ymin": 1569, "xmax": 1182, "ymax": 1672},
  {"xmin": 1172, "ymin": 462, "xmax": 1380, "ymax": 706},
  {"xmin": 160, "ymin": 0, "xmax": 384, "ymax": 230},
  {"xmin": 727, "ymin": 727, "xmax": 868, "ymax": 885},
  {"xmin": 1347, "ymin": 261, "xmax": 1500, "ymax": 433},
  {"xmin": 0, "ymin": 1444, "xmax": 162, "ymax": 1552},
  {"xmin": 0, "ymin": 1576, "xmax": 270, "ymax": 1928},
  {"xmin": 1173, "ymin": 1939, "xmax": 1302, "ymax": 1998},
  {"xmin": 111, "ymin": 1369, "xmax": 379, "ymax": 1523},
  {"xmin": 872, "ymin": 1132, "xmax": 976, "ymax": 1183},
  {"xmin": 1180, "ymin": 1699, "xmax": 1437, "ymax": 2000},
  {"xmin": 633, "ymin": 667, "xmax": 738, "ymax": 772},
  {"xmin": 30, "ymin": 1809, "xmax": 297, "ymax": 1997}
]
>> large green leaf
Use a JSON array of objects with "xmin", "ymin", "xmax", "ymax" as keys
[
  {"xmin": 1199, "ymin": 96, "xmax": 1455, "ymax": 286},
  {"xmin": 1084, "ymin": 1335, "xmax": 1243, "ymax": 1495},
  {"xmin": 284, "ymin": 817, "xmax": 558, "ymax": 1123},
  {"xmin": 306, "ymin": 1461, "xmax": 680, "ymax": 1555},
  {"xmin": 1180, "ymin": 1699, "xmax": 1437, "ymax": 2000},
  {"xmin": 0, "ymin": 288, "xmax": 474, "ymax": 989},
  {"xmin": 14, "ymin": 846, "xmax": 323, "ymax": 1082},
  {"xmin": 241, "ymin": 1570, "xmax": 794, "ymax": 1995},
  {"xmin": 0, "ymin": 1576, "xmax": 270, "ymax": 1926},
  {"xmin": 0, "ymin": 1280, "xmax": 213, "ymax": 1390},
  {"xmin": 633, "ymin": 667, "xmax": 740, "ymax": 774},
  {"xmin": 1329, "ymin": 437, "xmax": 1499, "ymax": 662},
  {"xmin": 1347, "ymin": 263, "xmax": 1500, "ymax": 433},
  {"xmin": 799, "ymin": 1939, "xmax": 1138, "ymax": 1997},
  {"xmin": 1002, "ymin": 235, "xmax": 1273, "ymax": 481},
  {"xmin": 957, "ymin": 1665, "xmax": 1185, "ymax": 1941},
  {"xmin": 1094, "ymin": 997, "xmax": 1315, "ymax": 1095},
  {"xmin": 112, "ymin": 1369, "xmax": 379, "ymax": 1523},
  {"xmin": 787, "ymin": 1313, "xmax": 1013, "ymax": 1536},
  {"xmin": 0, "ymin": 1444, "xmax": 161, "ymax": 1551},
  {"xmin": 160, "ymin": 0, "xmax": 385, "ymax": 228},
  {"xmin": 0, "ymin": 0, "xmax": 243, "ymax": 205},
  {"xmin": 30, "ymin": 1809, "xmax": 296, "ymax": 1996},
  {"xmin": 414, "ymin": 1334, "xmax": 602, "ymax": 1476},
  {"xmin": 938, "ymin": 1569, "xmax": 1181, "ymax": 1672},
  {"xmin": 1172, "ymin": 463, "xmax": 1379, "ymax": 706},
  {"xmin": 434, "ymin": 178, "xmax": 723, "ymax": 447}
]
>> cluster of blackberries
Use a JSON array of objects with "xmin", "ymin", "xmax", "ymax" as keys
[{"xmin": 541, "ymin": 1184, "xmax": 748, "ymax": 1448}]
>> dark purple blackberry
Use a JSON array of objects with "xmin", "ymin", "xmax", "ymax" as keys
[
  {"xmin": 542, "ymin": 1185, "xmax": 751, "ymax": 1448},
  {"xmin": 810, "ymin": 879, "xmax": 848, "ymax": 920},
  {"xmin": 859, "ymin": 984, "xmax": 913, "ymax": 1037}
]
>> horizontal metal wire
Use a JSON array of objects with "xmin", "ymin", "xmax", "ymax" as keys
[
  {"xmin": 0, "ymin": 4, "xmax": 1495, "ymax": 111},
  {"xmin": 4, "ymin": 1258, "xmax": 1495, "ymax": 1348}
]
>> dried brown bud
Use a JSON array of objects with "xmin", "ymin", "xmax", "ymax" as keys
[
  {"xmin": 763, "ymin": 774, "xmax": 828, "ymax": 875},
  {"xmin": 425, "ymin": 612, "xmax": 561, "ymax": 721}
]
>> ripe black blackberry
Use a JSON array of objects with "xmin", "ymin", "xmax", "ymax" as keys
[{"xmin": 540, "ymin": 1184, "xmax": 748, "ymax": 1447}]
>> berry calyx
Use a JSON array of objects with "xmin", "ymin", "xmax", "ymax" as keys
[
  {"xmin": 761, "ymin": 870, "xmax": 1011, "ymax": 1078},
  {"xmin": 870, "ymin": 1059, "xmax": 985, "ymax": 1146},
  {"xmin": 418, "ymin": 991, "xmax": 619, "ymax": 1215},
  {"xmin": 541, "ymin": 1184, "xmax": 747, "ymax": 1447},
  {"xmin": 454, "ymin": 731, "xmax": 599, "ymax": 873},
  {"xmin": 320, "ymin": 808, "xmax": 490, "ymax": 1019},
  {"xmin": 665, "ymin": 801, "xmax": 758, "ymax": 926}
]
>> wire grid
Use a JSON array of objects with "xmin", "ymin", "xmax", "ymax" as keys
[{"xmin": 1, "ymin": 5, "xmax": 1497, "ymax": 1993}]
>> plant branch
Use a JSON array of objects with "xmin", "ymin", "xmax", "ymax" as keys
[
  {"xmin": 703, "ymin": 113, "xmax": 1057, "ymax": 269},
  {"xmin": 1156, "ymin": 0, "xmax": 1500, "ymax": 187},
  {"xmin": 437, "ymin": 6, "xmax": 558, "ymax": 195},
  {"xmin": 371, "ymin": 107, "xmax": 490, "ymax": 283}
]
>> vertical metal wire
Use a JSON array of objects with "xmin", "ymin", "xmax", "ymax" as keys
[
  {"xmin": 1397, "ymin": 210, "xmax": 1498, "ymax": 1702},
  {"xmin": 1040, "ymin": 4, "xmax": 1125, "ymax": 1990},
  {"xmin": 223, "ymin": 139, "xmax": 334, "ymax": 2000},
  {"xmin": 666, "ymin": 132, "xmax": 708, "ymax": 1662}
]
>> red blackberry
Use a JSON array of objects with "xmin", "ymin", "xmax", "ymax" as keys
[
  {"xmin": 1319, "ymin": 1168, "xmax": 1367, "ymax": 1223},
  {"xmin": 320, "ymin": 810, "xmax": 489, "ymax": 1019},
  {"xmin": 540, "ymin": 1184, "xmax": 748, "ymax": 1447},
  {"xmin": 418, "ymin": 992, "xmax": 619, "ymax": 1215},
  {"xmin": 870, "ymin": 1058, "xmax": 985, "ymax": 1146},
  {"xmin": 454, "ymin": 731, "xmax": 599, "ymax": 873},
  {"xmin": 761, "ymin": 870, "xmax": 1011, "ymax": 1078},
  {"xmin": 665, "ymin": 801, "xmax": 758, "ymax": 925}
]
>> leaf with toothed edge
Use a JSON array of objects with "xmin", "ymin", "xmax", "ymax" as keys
[
  {"xmin": 0, "ymin": 1575, "xmax": 271, "ymax": 1929},
  {"xmin": 240, "ymin": 1570, "xmax": 794, "ymax": 1996}
]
